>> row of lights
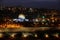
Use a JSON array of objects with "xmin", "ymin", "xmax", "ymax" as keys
[
  {"xmin": 13, "ymin": 14, "xmax": 58, "ymax": 22},
  {"xmin": 0, "ymin": 33, "xmax": 59, "ymax": 38},
  {"xmin": 45, "ymin": 33, "xmax": 59, "ymax": 38}
]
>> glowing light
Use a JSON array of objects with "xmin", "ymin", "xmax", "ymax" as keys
[
  {"xmin": 42, "ymin": 16, "xmax": 45, "ymax": 18},
  {"xmin": 35, "ymin": 19, "xmax": 39, "ymax": 22},
  {"xmin": 45, "ymin": 34, "xmax": 49, "ymax": 38},
  {"xmin": 51, "ymin": 17, "xmax": 54, "ymax": 20},
  {"xmin": 13, "ymin": 19, "xmax": 24, "ymax": 22},
  {"xmin": 13, "ymin": 19, "xmax": 17, "ymax": 21},
  {"xmin": 29, "ymin": 8, "xmax": 33, "ymax": 12},
  {"xmin": 25, "ymin": 19, "xmax": 29, "ymax": 21},
  {"xmin": 52, "ymin": 20, "xmax": 55, "ymax": 22},
  {"xmin": 53, "ymin": 33, "xmax": 59, "ymax": 38},
  {"xmin": 10, "ymin": 33, "xmax": 16, "ymax": 38},
  {"xmin": 30, "ymin": 8, "xmax": 32, "ymax": 10},
  {"xmin": 47, "ymin": 19, "xmax": 50, "ymax": 21},
  {"xmin": 8, "ymin": 8, "xmax": 11, "ymax": 10},
  {"xmin": 18, "ymin": 14, "xmax": 25, "ymax": 19},
  {"xmin": 42, "ymin": 19, "xmax": 46, "ymax": 22},
  {"xmin": 23, "ymin": 34, "xmax": 28, "ymax": 38},
  {"xmin": 0, "ymin": 23, "xmax": 23, "ymax": 28},
  {"xmin": 35, "ymin": 34, "xmax": 38, "ymax": 37},
  {"xmin": 0, "ymin": 33, "xmax": 3, "ymax": 38},
  {"xmin": 55, "ymin": 18, "xmax": 57, "ymax": 21},
  {"xmin": 42, "ymin": 22, "xmax": 44, "ymax": 24}
]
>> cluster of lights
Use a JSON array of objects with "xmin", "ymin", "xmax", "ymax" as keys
[
  {"xmin": 22, "ymin": 33, "xmax": 60, "ymax": 38},
  {"xmin": 0, "ymin": 33, "xmax": 59, "ymax": 39},
  {"xmin": 12, "ymin": 13, "xmax": 58, "ymax": 23},
  {"xmin": 44, "ymin": 33, "xmax": 60, "ymax": 38},
  {"xmin": 0, "ymin": 23, "xmax": 23, "ymax": 28},
  {"xmin": 13, "ymin": 19, "xmax": 29, "ymax": 22},
  {"xmin": 13, "ymin": 14, "xmax": 29, "ymax": 22}
]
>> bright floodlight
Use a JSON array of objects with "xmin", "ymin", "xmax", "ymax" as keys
[{"xmin": 18, "ymin": 14, "xmax": 25, "ymax": 19}]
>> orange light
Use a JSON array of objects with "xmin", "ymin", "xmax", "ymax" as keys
[{"xmin": 0, "ymin": 23, "xmax": 23, "ymax": 28}]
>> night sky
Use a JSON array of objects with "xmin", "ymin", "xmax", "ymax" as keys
[{"xmin": 0, "ymin": 0, "xmax": 60, "ymax": 9}]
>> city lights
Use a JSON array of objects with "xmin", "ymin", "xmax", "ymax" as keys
[
  {"xmin": 0, "ymin": 6, "xmax": 60, "ymax": 40},
  {"xmin": 0, "ymin": 23, "xmax": 23, "ymax": 28}
]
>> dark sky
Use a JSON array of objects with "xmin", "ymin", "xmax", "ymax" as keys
[{"xmin": 0, "ymin": 0, "xmax": 60, "ymax": 9}]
